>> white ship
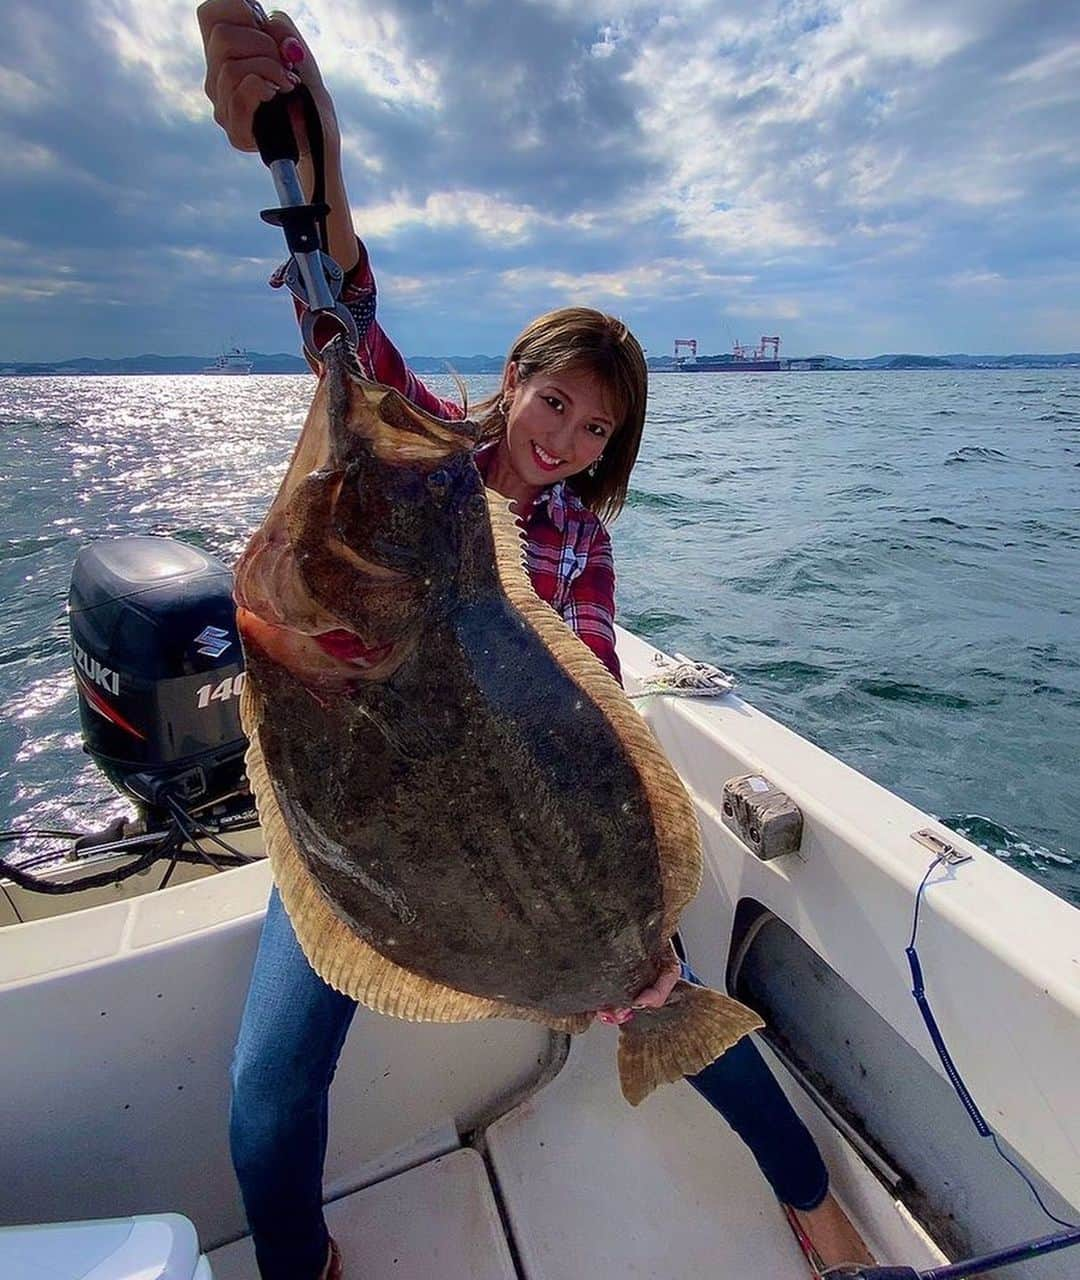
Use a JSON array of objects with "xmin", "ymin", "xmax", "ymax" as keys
[{"xmin": 201, "ymin": 346, "xmax": 254, "ymax": 375}]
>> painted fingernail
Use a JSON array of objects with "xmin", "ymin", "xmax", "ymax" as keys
[{"xmin": 281, "ymin": 37, "xmax": 305, "ymax": 64}]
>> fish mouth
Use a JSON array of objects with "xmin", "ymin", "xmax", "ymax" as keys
[{"xmin": 237, "ymin": 606, "xmax": 400, "ymax": 692}]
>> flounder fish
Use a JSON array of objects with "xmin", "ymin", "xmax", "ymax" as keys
[{"xmin": 235, "ymin": 336, "xmax": 762, "ymax": 1104}]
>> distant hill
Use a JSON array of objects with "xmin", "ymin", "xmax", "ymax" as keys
[
  {"xmin": 0, "ymin": 352, "xmax": 310, "ymax": 376},
  {"xmin": 2, "ymin": 350, "xmax": 1077, "ymax": 376},
  {"xmin": 0, "ymin": 351, "xmax": 507, "ymax": 376},
  {"xmin": 408, "ymin": 355, "xmax": 504, "ymax": 374},
  {"xmin": 884, "ymin": 354, "xmax": 953, "ymax": 369},
  {"xmin": 645, "ymin": 351, "xmax": 1079, "ymax": 371}
]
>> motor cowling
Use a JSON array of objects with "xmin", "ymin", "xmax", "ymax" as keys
[{"xmin": 68, "ymin": 536, "xmax": 248, "ymax": 814}]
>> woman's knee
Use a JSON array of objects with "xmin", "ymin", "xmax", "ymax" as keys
[
  {"xmin": 230, "ymin": 1026, "xmax": 325, "ymax": 1110},
  {"xmin": 229, "ymin": 1049, "xmax": 325, "ymax": 1166}
]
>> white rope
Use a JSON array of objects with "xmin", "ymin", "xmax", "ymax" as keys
[{"xmin": 629, "ymin": 651, "xmax": 737, "ymax": 699}]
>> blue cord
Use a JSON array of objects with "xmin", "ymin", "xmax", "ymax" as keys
[{"xmin": 906, "ymin": 855, "xmax": 1079, "ymax": 1232}]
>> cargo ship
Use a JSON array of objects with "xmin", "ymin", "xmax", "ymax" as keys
[{"xmin": 674, "ymin": 335, "xmax": 786, "ymax": 372}]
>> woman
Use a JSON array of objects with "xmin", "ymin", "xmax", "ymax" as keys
[{"xmin": 199, "ymin": 5, "xmax": 874, "ymax": 1277}]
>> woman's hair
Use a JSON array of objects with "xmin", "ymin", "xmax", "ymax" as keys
[{"xmin": 473, "ymin": 307, "xmax": 647, "ymax": 523}]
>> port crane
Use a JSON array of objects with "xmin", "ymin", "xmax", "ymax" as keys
[
  {"xmin": 673, "ymin": 335, "xmax": 781, "ymax": 362},
  {"xmin": 733, "ymin": 335, "xmax": 781, "ymax": 361}
]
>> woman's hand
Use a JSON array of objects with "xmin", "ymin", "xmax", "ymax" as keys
[
  {"xmin": 596, "ymin": 943, "xmax": 681, "ymax": 1026},
  {"xmin": 197, "ymin": 1, "xmax": 339, "ymax": 156}
]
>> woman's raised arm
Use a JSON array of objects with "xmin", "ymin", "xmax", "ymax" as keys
[
  {"xmin": 198, "ymin": 0, "xmax": 358, "ymax": 274},
  {"xmin": 198, "ymin": 2, "xmax": 462, "ymax": 417}
]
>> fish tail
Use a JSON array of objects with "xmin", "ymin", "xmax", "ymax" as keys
[{"xmin": 616, "ymin": 979, "xmax": 764, "ymax": 1106}]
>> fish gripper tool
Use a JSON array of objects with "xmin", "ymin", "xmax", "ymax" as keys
[{"xmin": 252, "ymin": 89, "xmax": 358, "ymax": 364}]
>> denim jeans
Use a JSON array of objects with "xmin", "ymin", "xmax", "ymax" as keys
[
  {"xmin": 230, "ymin": 890, "xmax": 827, "ymax": 1279},
  {"xmin": 679, "ymin": 961, "xmax": 828, "ymax": 1211},
  {"xmin": 230, "ymin": 889, "xmax": 357, "ymax": 1280}
]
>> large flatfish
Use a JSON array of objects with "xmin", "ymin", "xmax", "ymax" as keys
[{"xmin": 235, "ymin": 336, "xmax": 762, "ymax": 1103}]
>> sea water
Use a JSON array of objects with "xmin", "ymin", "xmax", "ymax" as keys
[{"xmin": 1, "ymin": 368, "xmax": 1077, "ymax": 906}]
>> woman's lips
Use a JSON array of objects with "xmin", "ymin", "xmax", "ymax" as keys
[{"xmin": 531, "ymin": 441, "xmax": 564, "ymax": 472}]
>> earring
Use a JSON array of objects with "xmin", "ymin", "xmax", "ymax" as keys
[{"xmin": 588, "ymin": 456, "xmax": 603, "ymax": 477}]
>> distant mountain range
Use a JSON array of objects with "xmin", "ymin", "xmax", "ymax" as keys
[
  {"xmin": 1, "ymin": 350, "xmax": 1077, "ymax": 376},
  {"xmin": 645, "ymin": 352, "xmax": 1080, "ymax": 371}
]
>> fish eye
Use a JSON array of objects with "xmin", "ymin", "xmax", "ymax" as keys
[{"xmin": 427, "ymin": 469, "xmax": 450, "ymax": 498}]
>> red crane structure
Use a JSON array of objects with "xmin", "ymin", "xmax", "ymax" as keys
[{"xmin": 671, "ymin": 334, "xmax": 786, "ymax": 370}]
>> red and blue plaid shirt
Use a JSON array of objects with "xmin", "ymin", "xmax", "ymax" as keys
[{"xmin": 275, "ymin": 241, "xmax": 622, "ymax": 684}]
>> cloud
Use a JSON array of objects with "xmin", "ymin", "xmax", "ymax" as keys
[
  {"xmin": 499, "ymin": 260, "xmax": 755, "ymax": 304},
  {"xmin": 354, "ymin": 190, "xmax": 545, "ymax": 241},
  {"xmin": 947, "ymin": 269, "xmax": 1004, "ymax": 290},
  {"xmin": 0, "ymin": 0, "xmax": 1076, "ymax": 360}
]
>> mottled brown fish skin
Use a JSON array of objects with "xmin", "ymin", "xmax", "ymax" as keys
[{"xmin": 248, "ymin": 472, "xmax": 668, "ymax": 1013}]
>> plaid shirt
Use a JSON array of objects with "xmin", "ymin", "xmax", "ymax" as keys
[{"xmin": 275, "ymin": 242, "xmax": 622, "ymax": 684}]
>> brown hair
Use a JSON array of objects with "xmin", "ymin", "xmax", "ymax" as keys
[{"xmin": 473, "ymin": 307, "xmax": 647, "ymax": 523}]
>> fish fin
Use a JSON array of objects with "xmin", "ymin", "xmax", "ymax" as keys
[
  {"xmin": 486, "ymin": 491, "xmax": 703, "ymax": 937},
  {"xmin": 239, "ymin": 678, "xmax": 264, "ymax": 735},
  {"xmin": 616, "ymin": 979, "xmax": 764, "ymax": 1106},
  {"xmin": 243, "ymin": 716, "xmax": 584, "ymax": 1032}
]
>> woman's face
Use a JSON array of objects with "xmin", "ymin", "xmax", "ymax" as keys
[{"xmin": 501, "ymin": 362, "xmax": 615, "ymax": 490}]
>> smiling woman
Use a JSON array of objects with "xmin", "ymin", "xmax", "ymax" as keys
[
  {"xmin": 197, "ymin": 1, "xmax": 872, "ymax": 1275},
  {"xmin": 472, "ymin": 305, "xmax": 647, "ymax": 523}
]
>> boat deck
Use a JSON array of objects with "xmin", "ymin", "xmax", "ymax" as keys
[
  {"xmin": 209, "ymin": 1030, "xmax": 823, "ymax": 1279},
  {"xmin": 210, "ymin": 1149, "xmax": 517, "ymax": 1280}
]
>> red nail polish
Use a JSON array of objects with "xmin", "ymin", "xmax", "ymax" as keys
[{"xmin": 281, "ymin": 37, "xmax": 305, "ymax": 66}]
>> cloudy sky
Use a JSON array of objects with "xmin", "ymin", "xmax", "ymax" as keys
[{"xmin": 3, "ymin": 0, "xmax": 1078, "ymax": 361}]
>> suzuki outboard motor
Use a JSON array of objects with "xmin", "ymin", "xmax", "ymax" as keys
[{"xmin": 69, "ymin": 536, "xmax": 248, "ymax": 818}]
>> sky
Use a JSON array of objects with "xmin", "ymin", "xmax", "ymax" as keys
[{"xmin": 2, "ymin": 0, "xmax": 1078, "ymax": 362}]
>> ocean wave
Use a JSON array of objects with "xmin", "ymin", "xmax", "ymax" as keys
[
  {"xmin": 830, "ymin": 484, "xmax": 886, "ymax": 500},
  {"xmin": 938, "ymin": 813, "xmax": 1075, "ymax": 869},
  {"xmin": 738, "ymin": 658, "xmax": 836, "ymax": 688},
  {"xmin": 625, "ymin": 489, "xmax": 691, "ymax": 511},
  {"xmin": 0, "ymin": 535, "xmax": 69, "ymax": 564},
  {"xmin": 944, "ymin": 445, "xmax": 1009, "ymax": 464},
  {"xmin": 621, "ymin": 607, "xmax": 689, "ymax": 636},
  {"xmin": 854, "ymin": 677, "xmax": 974, "ymax": 709}
]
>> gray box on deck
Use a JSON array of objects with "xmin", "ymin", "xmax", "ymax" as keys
[{"xmin": 721, "ymin": 774, "xmax": 803, "ymax": 860}]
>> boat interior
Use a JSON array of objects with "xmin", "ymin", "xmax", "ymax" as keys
[{"xmin": 2, "ymin": 629, "xmax": 1078, "ymax": 1279}]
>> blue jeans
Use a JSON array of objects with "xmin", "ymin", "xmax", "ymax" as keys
[
  {"xmin": 230, "ymin": 890, "xmax": 827, "ymax": 1279},
  {"xmin": 679, "ymin": 961, "xmax": 828, "ymax": 1212}
]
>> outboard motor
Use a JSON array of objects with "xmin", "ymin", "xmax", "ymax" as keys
[{"xmin": 69, "ymin": 536, "xmax": 248, "ymax": 819}]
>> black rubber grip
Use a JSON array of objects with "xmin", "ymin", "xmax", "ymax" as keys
[{"xmin": 253, "ymin": 92, "xmax": 299, "ymax": 166}]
